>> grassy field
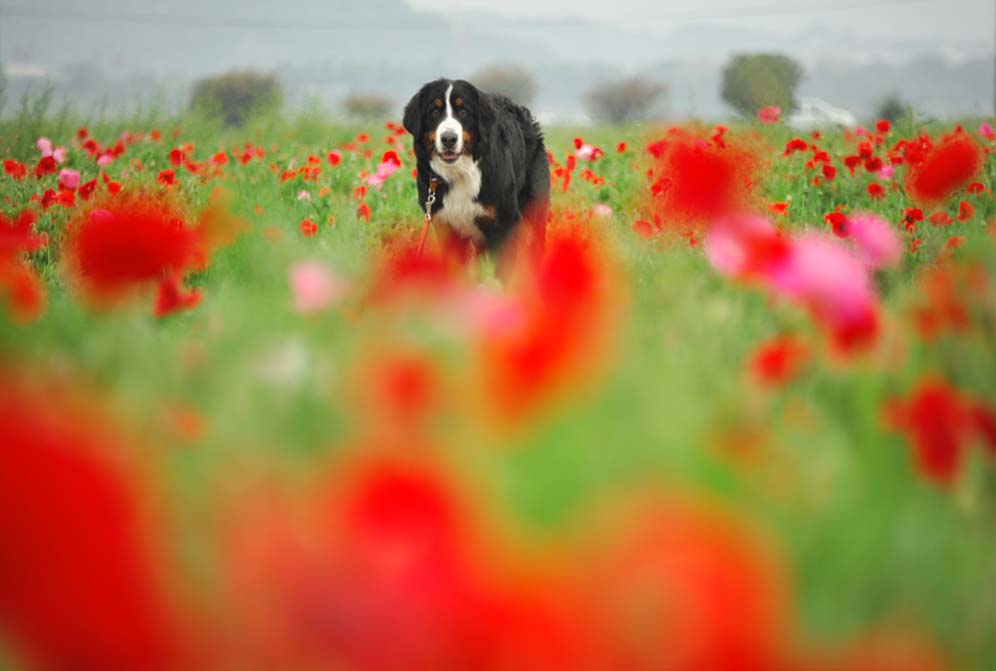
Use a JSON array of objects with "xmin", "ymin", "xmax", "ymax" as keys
[{"xmin": 2, "ymin": 97, "xmax": 996, "ymax": 670}]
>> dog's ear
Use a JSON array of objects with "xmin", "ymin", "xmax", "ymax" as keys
[{"xmin": 402, "ymin": 88, "xmax": 423, "ymax": 136}]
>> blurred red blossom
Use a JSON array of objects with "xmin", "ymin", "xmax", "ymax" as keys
[
  {"xmin": 884, "ymin": 376, "xmax": 987, "ymax": 487},
  {"xmin": 583, "ymin": 497, "xmax": 790, "ymax": 670},
  {"xmin": 0, "ymin": 377, "xmax": 186, "ymax": 670},
  {"xmin": 905, "ymin": 131, "xmax": 983, "ymax": 206},
  {"xmin": 480, "ymin": 215, "xmax": 615, "ymax": 419},
  {"xmin": 748, "ymin": 333, "xmax": 809, "ymax": 387},
  {"xmin": 646, "ymin": 128, "xmax": 761, "ymax": 228}
]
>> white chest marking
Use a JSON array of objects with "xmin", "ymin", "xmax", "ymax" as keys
[{"xmin": 430, "ymin": 153, "xmax": 486, "ymax": 243}]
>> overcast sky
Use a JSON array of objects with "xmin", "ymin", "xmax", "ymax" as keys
[{"xmin": 407, "ymin": 0, "xmax": 994, "ymax": 43}]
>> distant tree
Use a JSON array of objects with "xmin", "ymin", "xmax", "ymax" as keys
[
  {"xmin": 342, "ymin": 92, "xmax": 393, "ymax": 120},
  {"xmin": 584, "ymin": 77, "xmax": 667, "ymax": 124},
  {"xmin": 721, "ymin": 53, "xmax": 804, "ymax": 118},
  {"xmin": 190, "ymin": 71, "xmax": 281, "ymax": 127},
  {"xmin": 875, "ymin": 92, "xmax": 911, "ymax": 124},
  {"xmin": 471, "ymin": 65, "xmax": 537, "ymax": 106}
]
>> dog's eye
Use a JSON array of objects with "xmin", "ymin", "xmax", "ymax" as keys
[
  {"xmin": 456, "ymin": 108, "xmax": 467, "ymax": 118},
  {"xmin": 431, "ymin": 109, "xmax": 441, "ymax": 118}
]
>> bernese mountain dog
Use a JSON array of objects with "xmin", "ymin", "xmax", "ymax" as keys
[{"xmin": 402, "ymin": 78, "xmax": 549, "ymax": 270}]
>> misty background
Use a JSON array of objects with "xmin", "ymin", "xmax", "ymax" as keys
[{"xmin": 0, "ymin": 0, "xmax": 993, "ymax": 122}]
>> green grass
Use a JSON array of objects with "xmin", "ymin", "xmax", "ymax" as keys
[{"xmin": 2, "ymin": 102, "xmax": 996, "ymax": 668}]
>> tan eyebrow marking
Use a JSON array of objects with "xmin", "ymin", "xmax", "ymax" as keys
[
  {"xmin": 434, "ymin": 98, "xmax": 444, "ymax": 108},
  {"xmin": 454, "ymin": 98, "xmax": 464, "ymax": 106}
]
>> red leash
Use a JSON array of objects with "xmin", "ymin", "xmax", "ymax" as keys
[{"xmin": 416, "ymin": 177, "xmax": 440, "ymax": 259}]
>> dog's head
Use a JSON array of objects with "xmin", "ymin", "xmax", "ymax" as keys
[{"xmin": 403, "ymin": 78, "xmax": 495, "ymax": 164}]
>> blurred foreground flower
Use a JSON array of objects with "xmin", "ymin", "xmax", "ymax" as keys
[
  {"xmin": 0, "ymin": 376, "xmax": 188, "ymax": 670},
  {"xmin": 63, "ymin": 188, "xmax": 245, "ymax": 316},
  {"xmin": 289, "ymin": 261, "xmax": 349, "ymax": 315}
]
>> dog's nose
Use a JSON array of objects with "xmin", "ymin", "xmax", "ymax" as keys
[{"xmin": 440, "ymin": 131, "xmax": 458, "ymax": 150}]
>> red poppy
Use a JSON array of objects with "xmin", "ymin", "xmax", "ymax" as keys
[
  {"xmin": 647, "ymin": 129, "xmax": 759, "ymax": 227},
  {"xmin": 34, "ymin": 156, "xmax": 58, "ymax": 179},
  {"xmin": 481, "ymin": 219, "xmax": 613, "ymax": 420},
  {"xmin": 64, "ymin": 193, "xmax": 202, "ymax": 302},
  {"xmin": 300, "ymin": 218, "xmax": 318, "ymax": 236},
  {"xmin": 631, "ymin": 219, "xmax": 657, "ymax": 238},
  {"xmin": 867, "ymin": 182, "xmax": 885, "ymax": 200},
  {"xmin": 357, "ymin": 201, "xmax": 371, "ymax": 222},
  {"xmin": 748, "ymin": 334, "xmax": 809, "ymax": 387},
  {"xmin": 3, "ymin": 159, "xmax": 27, "ymax": 180},
  {"xmin": 971, "ymin": 403, "xmax": 996, "ymax": 455},
  {"xmin": 822, "ymin": 163, "xmax": 837, "ymax": 180},
  {"xmin": 584, "ymin": 498, "xmax": 789, "ymax": 671},
  {"xmin": 911, "ymin": 265, "xmax": 970, "ymax": 340},
  {"xmin": 0, "ymin": 257, "xmax": 45, "ymax": 322},
  {"xmin": 153, "ymin": 273, "xmax": 201, "ymax": 317},
  {"xmin": 824, "ymin": 211, "xmax": 849, "ymax": 237},
  {"xmin": 885, "ymin": 376, "xmax": 972, "ymax": 487},
  {"xmin": 210, "ymin": 151, "xmax": 229, "ymax": 166},
  {"xmin": 902, "ymin": 207, "xmax": 924, "ymax": 232},
  {"xmin": 0, "ymin": 380, "xmax": 183, "ymax": 671},
  {"xmin": 875, "ymin": 119, "xmax": 891, "ymax": 134},
  {"xmin": 956, "ymin": 200, "xmax": 974, "ymax": 221},
  {"xmin": 79, "ymin": 179, "xmax": 98, "ymax": 201},
  {"xmin": 929, "ymin": 211, "xmax": 953, "ymax": 227},
  {"xmin": 864, "ymin": 156, "xmax": 883, "ymax": 173},
  {"xmin": 226, "ymin": 449, "xmax": 482, "ymax": 671},
  {"xmin": 616, "ymin": 141, "xmax": 627, "ymax": 153},
  {"xmin": 784, "ymin": 138, "xmax": 808, "ymax": 155},
  {"xmin": 766, "ymin": 202, "xmax": 789, "ymax": 216},
  {"xmin": 157, "ymin": 169, "xmax": 176, "ymax": 187},
  {"xmin": 0, "ymin": 209, "xmax": 45, "ymax": 257},
  {"xmin": 905, "ymin": 131, "xmax": 983, "ymax": 206}
]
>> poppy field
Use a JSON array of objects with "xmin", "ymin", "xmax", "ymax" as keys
[{"xmin": 2, "ymin": 101, "xmax": 996, "ymax": 670}]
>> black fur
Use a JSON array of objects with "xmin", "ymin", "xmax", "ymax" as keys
[{"xmin": 402, "ymin": 78, "xmax": 549, "ymax": 256}]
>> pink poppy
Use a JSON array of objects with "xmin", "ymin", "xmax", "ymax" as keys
[
  {"xmin": 846, "ymin": 213, "xmax": 902, "ymax": 270},
  {"xmin": 58, "ymin": 169, "xmax": 81, "ymax": 190},
  {"xmin": 757, "ymin": 106, "xmax": 781, "ymax": 124},
  {"xmin": 289, "ymin": 261, "xmax": 349, "ymax": 315}
]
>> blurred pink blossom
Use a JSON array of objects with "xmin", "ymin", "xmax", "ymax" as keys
[
  {"xmin": 297, "ymin": 190, "xmax": 311, "ymax": 201},
  {"xmin": 593, "ymin": 204, "xmax": 613, "ymax": 218},
  {"xmin": 289, "ymin": 261, "xmax": 349, "ymax": 315},
  {"xmin": 846, "ymin": 213, "xmax": 902, "ymax": 270},
  {"xmin": 706, "ymin": 217, "xmax": 882, "ymax": 352},
  {"xmin": 704, "ymin": 214, "xmax": 787, "ymax": 280},
  {"xmin": 877, "ymin": 165, "xmax": 894, "ymax": 180},
  {"xmin": 97, "ymin": 153, "xmax": 114, "ymax": 167},
  {"xmin": 979, "ymin": 122, "xmax": 996, "ymax": 141},
  {"xmin": 757, "ymin": 106, "xmax": 781, "ymax": 124},
  {"xmin": 58, "ymin": 169, "xmax": 80, "ymax": 190},
  {"xmin": 37, "ymin": 137, "xmax": 67, "ymax": 163}
]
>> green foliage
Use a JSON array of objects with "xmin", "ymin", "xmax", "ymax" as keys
[
  {"xmin": 721, "ymin": 53, "xmax": 804, "ymax": 117},
  {"xmin": 189, "ymin": 70, "xmax": 282, "ymax": 128},
  {"xmin": 3, "ymin": 107, "xmax": 996, "ymax": 669},
  {"xmin": 471, "ymin": 64, "xmax": 538, "ymax": 106},
  {"xmin": 876, "ymin": 91, "xmax": 912, "ymax": 124},
  {"xmin": 584, "ymin": 77, "xmax": 667, "ymax": 124}
]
